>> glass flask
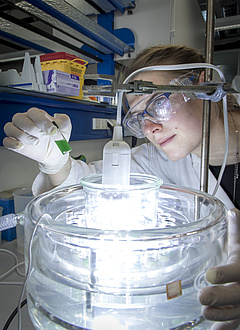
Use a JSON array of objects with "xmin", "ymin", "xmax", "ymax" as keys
[{"xmin": 24, "ymin": 174, "xmax": 228, "ymax": 330}]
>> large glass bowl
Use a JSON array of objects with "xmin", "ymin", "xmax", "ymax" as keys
[{"xmin": 23, "ymin": 174, "xmax": 228, "ymax": 330}]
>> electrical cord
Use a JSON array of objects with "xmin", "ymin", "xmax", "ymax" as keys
[
  {"xmin": 0, "ymin": 249, "xmax": 25, "ymax": 329},
  {"xmin": 0, "ymin": 249, "xmax": 25, "ymax": 277},
  {"xmin": 2, "ymin": 299, "xmax": 27, "ymax": 330},
  {"xmin": 212, "ymin": 95, "xmax": 229, "ymax": 196},
  {"xmin": 0, "ymin": 281, "xmax": 24, "ymax": 285},
  {"xmin": 0, "ymin": 261, "xmax": 25, "ymax": 280},
  {"xmin": 17, "ymin": 213, "xmax": 52, "ymax": 330},
  {"xmin": 0, "ymin": 216, "xmax": 50, "ymax": 330}
]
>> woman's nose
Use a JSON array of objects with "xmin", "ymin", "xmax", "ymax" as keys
[{"xmin": 143, "ymin": 119, "xmax": 163, "ymax": 136}]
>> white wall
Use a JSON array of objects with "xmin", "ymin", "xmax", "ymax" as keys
[
  {"xmin": 0, "ymin": 139, "xmax": 111, "ymax": 192},
  {"xmin": 173, "ymin": 0, "xmax": 206, "ymax": 52},
  {"xmin": 114, "ymin": 0, "xmax": 171, "ymax": 62},
  {"xmin": 114, "ymin": 0, "xmax": 205, "ymax": 63}
]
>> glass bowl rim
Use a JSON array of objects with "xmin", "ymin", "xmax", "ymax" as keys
[{"xmin": 25, "ymin": 178, "xmax": 228, "ymax": 240}]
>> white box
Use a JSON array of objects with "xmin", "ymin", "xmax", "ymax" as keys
[{"xmin": 42, "ymin": 69, "xmax": 80, "ymax": 96}]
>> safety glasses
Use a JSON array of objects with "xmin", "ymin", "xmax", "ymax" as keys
[{"xmin": 123, "ymin": 91, "xmax": 190, "ymax": 139}]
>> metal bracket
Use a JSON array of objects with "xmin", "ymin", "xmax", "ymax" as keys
[{"xmin": 83, "ymin": 75, "xmax": 240, "ymax": 98}]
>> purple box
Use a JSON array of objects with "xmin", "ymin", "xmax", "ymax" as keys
[{"xmin": 42, "ymin": 70, "xmax": 80, "ymax": 97}]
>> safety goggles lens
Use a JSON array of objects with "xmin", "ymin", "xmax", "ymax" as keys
[{"xmin": 123, "ymin": 92, "xmax": 188, "ymax": 138}]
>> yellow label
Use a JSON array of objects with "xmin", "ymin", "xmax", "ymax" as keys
[{"xmin": 70, "ymin": 66, "xmax": 84, "ymax": 75}]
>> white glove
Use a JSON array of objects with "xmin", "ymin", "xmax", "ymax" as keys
[
  {"xmin": 198, "ymin": 208, "xmax": 240, "ymax": 330},
  {"xmin": 3, "ymin": 107, "xmax": 72, "ymax": 174}
]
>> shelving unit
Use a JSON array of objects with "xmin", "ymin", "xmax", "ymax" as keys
[
  {"xmin": 0, "ymin": 0, "xmax": 135, "ymax": 145},
  {"xmin": 0, "ymin": 0, "xmax": 135, "ymax": 65},
  {"xmin": 0, "ymin": 86, "xmax": 117, "ymax": 145}
]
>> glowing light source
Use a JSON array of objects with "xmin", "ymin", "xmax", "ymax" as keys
[{"xmin": 24, "ymin": 175, "xmax": 228, "ymax": 329}]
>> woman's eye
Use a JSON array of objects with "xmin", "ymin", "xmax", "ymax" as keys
[
  {"xmin": 151, "ymin": 98, "xmax": 166, "ymax": 110},
  {"xmin": 155, "ymin": 100, "xmax": 164, "ymax": 107}
]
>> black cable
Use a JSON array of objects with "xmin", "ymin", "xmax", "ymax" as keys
[{"xmin": 2, "ymin": 298, "xmax": 27, "ymax": 330}]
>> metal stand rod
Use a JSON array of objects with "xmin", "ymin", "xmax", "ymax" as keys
[{"xmin": 200, "ymin": 0, "xmax": 215, "ymax": 192}]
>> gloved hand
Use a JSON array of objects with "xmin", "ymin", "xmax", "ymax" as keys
[
  {"xmin": 198, "ymin": 208, "xmax": 240, "ymax": 330},
  {"xmin": 3, "ymin": 107, "xmax": 72, "ymax": 174}
]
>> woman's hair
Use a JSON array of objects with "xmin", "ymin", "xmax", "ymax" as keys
[
  {"xmin": 124, "ymin": 44, "xmax": 205, "ymax": 79},
  {"xmin": 124, "ymin": 44, "xmax": 239, "ymax": 117}
]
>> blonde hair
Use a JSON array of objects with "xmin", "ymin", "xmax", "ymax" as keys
[
  {"xmin": 124, "ymin": 44, "xmax": 205, "ymax": 79},
  {"xmin": 124, "ymin": 44, "xmax": 239, "ymax": 118}
]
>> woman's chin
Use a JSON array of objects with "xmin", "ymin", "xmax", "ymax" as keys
[
  {"xmin": 152, "ymin": 141, "xmax": 189, "ymax": 161},
  {"xmin": 163, "ymin": 149, "xmax": 187, "ymax": 161}
]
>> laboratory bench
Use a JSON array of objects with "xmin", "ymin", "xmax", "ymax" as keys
[{"xmin": 0, "ymin": 239, "xmax": 34, "ymax": 330}]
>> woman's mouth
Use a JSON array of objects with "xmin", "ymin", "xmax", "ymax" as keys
[{"xmin": 159, "ymin": 135, "xmax": 176, "ymax": 147}]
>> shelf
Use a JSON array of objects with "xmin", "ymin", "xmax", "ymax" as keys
[
  {"xmin": 0, "ymin": 86, "xmax": 117, "ymax": 145},
  {"xmin": 0, "ymin": 0, "xmax": 135, "ymax": 64}
]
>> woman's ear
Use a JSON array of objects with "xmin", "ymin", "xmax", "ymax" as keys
[{"xmin": 198, "ymin": 71, "xmax": 205, "ymax": 84}]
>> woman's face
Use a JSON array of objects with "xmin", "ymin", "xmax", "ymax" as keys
[{"xmin": 127, "ymin": 71, "xmax": 204, "ymax": 161}]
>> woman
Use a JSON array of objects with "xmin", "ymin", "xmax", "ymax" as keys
[
  {"xmin": 122, "ymin": 45, "xmax": 240, "ymax": 330},
  {"xmin": 123, "ymin": 45, "xmax": 240, "ymax": 208},
  {"xmin": 3, "ymin": 44, "xmax": 240, "ymax": 329}
]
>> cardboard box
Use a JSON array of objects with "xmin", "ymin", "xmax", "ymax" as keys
[{"xmin": 40, "ymin": 52, "xmax": 88, "ymax": 99}]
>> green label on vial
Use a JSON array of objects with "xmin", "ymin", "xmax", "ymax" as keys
[{"xmin": 55, "ymin": 140, "xmax": 72, "ymax": 154}]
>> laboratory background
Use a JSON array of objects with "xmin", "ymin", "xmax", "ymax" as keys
[{"xmin": 0, "ymin": 0, "xmax": 240, "ymax": 329}]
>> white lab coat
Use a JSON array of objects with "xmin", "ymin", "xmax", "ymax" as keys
[{"xmin": 32, "ymin": 142, "xmax": 234, "ymax": 210}]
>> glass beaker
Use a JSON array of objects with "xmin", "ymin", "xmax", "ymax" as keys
[
  {"xmin": 81, "ymin": 173, "xmax": 163, "ymax": 230},
  {"xmin": 24, "ymin": 174, "xmax": 228, "ymax": 330}
]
